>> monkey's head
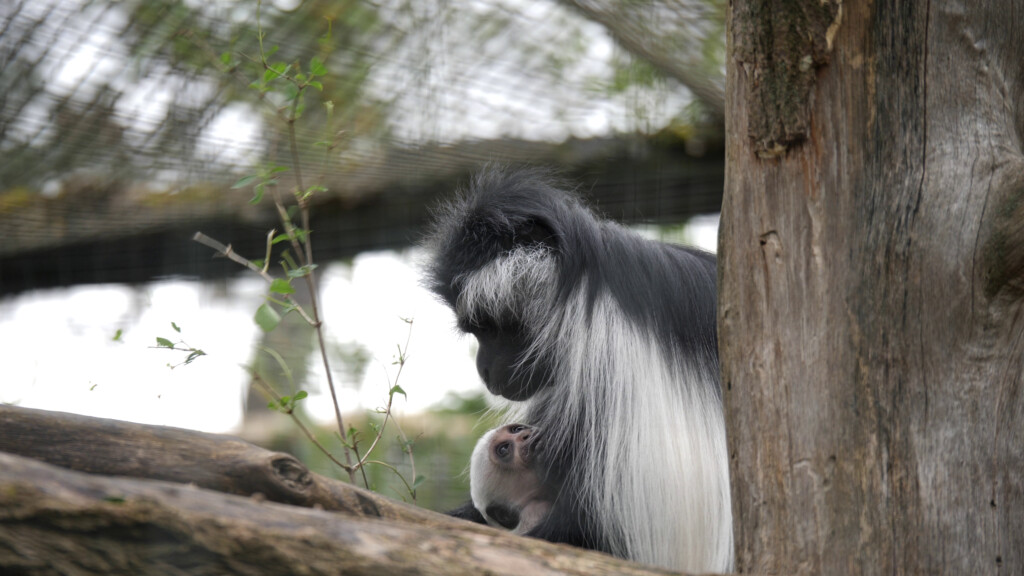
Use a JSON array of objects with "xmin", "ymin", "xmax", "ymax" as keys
[
  {"xmin": 470, "ymin": 423, "xmax": 552, "ymax": 533},
  {"xmin": 425, "ymin": 168, "xmax": 592, "ymax": 401}
]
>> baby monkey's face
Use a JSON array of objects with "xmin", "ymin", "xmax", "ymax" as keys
[
  {"xmin": 470, "ymin": 423, "xmax": 552, "ymax": 533},
  {"xmin": 488, "ymin": 423, "xmax": 538, "ymax": 469}
]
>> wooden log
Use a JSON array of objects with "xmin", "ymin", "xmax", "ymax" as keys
[
  {"xmin": 0, "ymin": 404, "xmax": 418, "ymax": 521},
  {"xmin": 0, "ymin": 451, "xmax": 679, "ymax": 576}
]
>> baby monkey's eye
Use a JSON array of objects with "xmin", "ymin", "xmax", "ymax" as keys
[{"xmin": 495, "ymin": 441, "xmax": 512, "ymax": 459}]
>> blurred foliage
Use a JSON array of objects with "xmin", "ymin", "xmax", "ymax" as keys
[{"xmin": 1, "ymin": 0, "xmax": 726, "ymax": 194}]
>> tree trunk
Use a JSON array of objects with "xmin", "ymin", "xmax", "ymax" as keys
[
  {"xmin": 721, "ymin": 1, "xmax": 1024, "ymax": 575},
  {"xmin": 0, "ymin": 406, "xmax": 679, "ymax": 576}
]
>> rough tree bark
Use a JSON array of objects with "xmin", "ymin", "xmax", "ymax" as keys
[
  {"xmin": 721, "ymin": 1, "xmax": 1024, "ymax": 575},
  {"xmin": 0, "ymin": 406, "xmax": 679, "ymax": 576}
]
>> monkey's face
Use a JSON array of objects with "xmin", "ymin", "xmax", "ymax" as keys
[
  {"xmin": 440, "ymin": 209, "xmax": 561, "ymax": 402},
  {"xmin": 467, "ymin": 322, "xmax": 553, "ymax": 401},
  {"xmin": 488, "ymin": 423, "xmax": 540, "ymax": 468},
  {"xmin": 470, "ymin": 424, "xmax": 551, "ymax": 533}
]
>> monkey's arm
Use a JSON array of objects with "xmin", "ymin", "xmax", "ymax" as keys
[{"xmin": 524, "ymin": 498, "xmax": 608, "ymax": 553}]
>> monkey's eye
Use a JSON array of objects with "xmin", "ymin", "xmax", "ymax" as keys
[
  {"xmin": 495, "ymin": 441, "xmax": 512, "ymax": 460},
  {"xmin": 509, "ymin": 425, "xmax": 526, "ymax": 434},
  {"xmin": 459, "ymin": 317, "xmax": 497, "ymax": 335}
]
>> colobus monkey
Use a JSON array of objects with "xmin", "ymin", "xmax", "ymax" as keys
[
  {"xmin": 426, "ymin": 167, "xmax": 732, "ymax": 572},
  {"xmin": 468, "ymin": 423, "xmax": 553, "ymax": 534}
]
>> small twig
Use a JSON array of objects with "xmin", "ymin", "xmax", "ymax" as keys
[
  {"xmin": 346, "ymin": 429, "xmax": 370, "ymax": 490},
  {"xmin": 192, "ymin": 232, "xmax": 266, "ymax": 277},
  {"xmin": 353, "ymin": 320, "xmax": 417, "ymax": 500},
  {"xmin": 191, "ymin": 232, "xmax": 319, "ymax": 327},
  {"xmin": 361, "ymin": 460, "xmax": 417, "ymax": 500},
  {"xmin": 355, "ymin": 380, "xmax": 397, "ymax": 469},
  {"xmin": 250, "ymin": 371, "xmax": 351, "ymax": 475},
  {"xmin": 287, "ymin": 96, "xmax": 306, "ymax": 195},
  {"xmin": 388, "ymin": 322, "xmax": 418, "ymax": 498},
  {"xmin": 265, "ymin": 97, "xmax": 353, "ymax": 477},
  {"xmin": 389, "ymin": 416, "xmax": 418, "ymax": 500}
]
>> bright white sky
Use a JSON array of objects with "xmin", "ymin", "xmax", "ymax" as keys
[{"xmin": 0, "ymin": 220, "xmax": 717, "ymax": 434}]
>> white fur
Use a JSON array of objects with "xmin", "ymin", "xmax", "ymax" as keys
[
  {"xmin": 460, "ymin": 254, "xmax": 733, "ymax": 573},
  {"xmin": 454, "ymin": 245, "xmax": 557, "ymax": 329}
]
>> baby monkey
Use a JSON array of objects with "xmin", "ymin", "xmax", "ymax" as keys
[{"xmin": 470, "ymin": 423, "xmax": 553, "ymax": 534}]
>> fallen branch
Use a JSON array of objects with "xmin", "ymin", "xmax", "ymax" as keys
[
  {"xmin": 0, "ymin": 406, "xmax": 686, "ymax": 575},
  {"xmin": 0, "ymin": 452, "xmax": 677, "ymax": 575},
  {"xmin": 0, "ymin": 405, "xmax": 393, "ymax": 518}
]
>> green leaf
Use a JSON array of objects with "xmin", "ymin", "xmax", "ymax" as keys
[
  {"xmin": 112, "ymin": 329, "xmax": 122, "ymax": 342},
  {"xmin": 249, "ymin": 184, "xmax": 266, "ymax": 205},
  {"xmin": 286, "ymin": 264, "xmax": 318, "ymax": 278},
  {"xmin": 264, "ymin": 45, "xmax": 279, "ymax": 59},
  {"xmin": 294, "ymin": 390, "xmax": 308, "ymax": 401},
  {"xmin": 185, "ymin": 350, "xmax": 206, "ymax": 365},
  {"xmin": 390, "ymin": 385, "xmax": 407, "ymax": 399},
  {"xmin": 232, "ymin": 175, "xmax": 258, "ymax": 189},
  {"xmin": 220, "ymin": 51, "xmax": 232, "ymax": 66},
  {"xmin": 303, "ymin": 185, "xmax": 327, "ymax": 197},
  {"xmin": 310, "ymin": 56, "xmax": 327, "ymax": 76},
  {"xmin": 283, "ymin": 83, "xmax": 300, "ymax": 102},
  {"xmin": 271, "ymin": 233, "xmax": 291, "ymax": 246},
  {"xmin": 412, "ymin": 474, "xmax": 426, "ymax": 490},
  {"xmin": 269, "ymin": 278, "xmax": 295, "ymax": 295},
  {"xmin": 307, "ymin": 80, "xmax": 323, "ymax": 92},
  {"xmin": 254, "ymin": 304, "xmax": 282, "ymax": 333},
  {"xmin": 268, "ymin": 165, "xmax": 290, "ymax": 175},
  {"xmin": 171, "ymin": 322, "xmax": 181, "ymax": 333},
  {"xmin": 156, "ymin": 337, "xmax": 174, "ymax": 348}
]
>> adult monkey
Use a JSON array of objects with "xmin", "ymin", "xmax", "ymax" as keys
[{"xmin": 426, "ymin": 167, "xmax": 732, "ymax": 572}]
